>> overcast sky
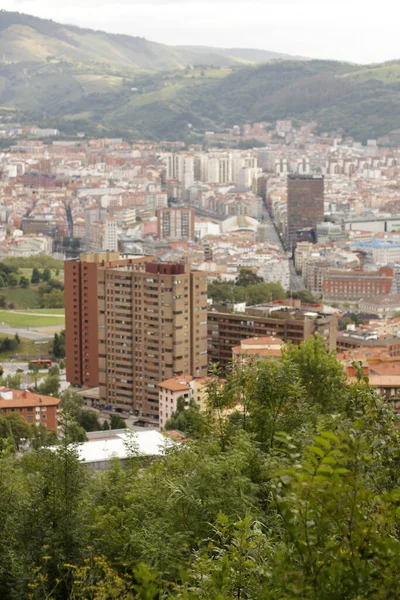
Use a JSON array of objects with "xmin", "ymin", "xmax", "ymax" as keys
[{"xmin": 4, "ymin": 0, "xmax": 400, "ymax": 64}]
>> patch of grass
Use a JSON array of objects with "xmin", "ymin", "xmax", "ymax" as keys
[
  {"xmin": 0, "ymin": 286, "xmax": 41, "ymax": 309},
  {"xmin": 344, "ymin": 63, "xmax": 400, "ymax": 83},
  {"xmin": 22, "ymin": 309, "xmax": 65, "ymax": 315},
  {"xmin": 0, "ymin": 312, "xmax": 65, "ymax": 328},
  {"xmin": 0, "ymin": 334, "xmax": 52, "ymax": 360}
]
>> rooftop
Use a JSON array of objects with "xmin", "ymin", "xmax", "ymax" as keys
[{"xmin": 0, "ymin": 387, "xmax": 60, "ymax": 409}]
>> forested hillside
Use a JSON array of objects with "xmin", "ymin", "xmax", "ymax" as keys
[
  {"xmin": 1, "ymin": 12, "xmax": 400, "ymax": 141},
  {"xmin": 2, "ymin": 337, "xmax": 400, "ymax": 599}
]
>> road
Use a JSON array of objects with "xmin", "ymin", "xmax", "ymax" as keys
[
  {"xmin": 262, "ymin": 202, "xmax": 306, "ymax": 292},
  {"xmin": 0, "ymin": 325, "xmax": 54, "ymax": 341}
]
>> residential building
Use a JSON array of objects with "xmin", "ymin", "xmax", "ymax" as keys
[
  {"xmin": 287, "ymin": 174, "xmax": 324, "ymax": 250},
  {"xmin": 0, "ymin": 387, "xmax": 60, "ymax": 431},
  {"xmin": 158, "ymin": 375, "xmax": 193, "ymax": 429},
  {"xmin": 157, "ymin": 207, "xmax": 195, "ymax": 241},
  {"xmin": 97, "ymin": 261, "xmax": 208, "ymax": 422},
  {"xmin": 208, "ymin": 303, "xmax": 337, "ymax": 372},
  {"xmin": 232, "ymin": 336, "xmax": 285, "ymax": 365},
  {"xmin": 65, "ymin": 252, "xmax": 152, "ymax": 388}
]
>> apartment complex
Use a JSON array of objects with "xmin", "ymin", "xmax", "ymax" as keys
[
  {"xmin": 97, "ymin": 262, "xmax": 208, "ymax": 421},
  {"xmin": 322, "ymin": 267, "xmax": 393, "ymax": 301},
  {"xmin": 208, "ymin": 303, "xmax": 337, "ymax": 371},
  {"xmin": 287, "ymin": 174, "xmax": 324, "ymax": 250},
  {"xmin": 0, "ymin": 387, "xmax": 60, "ymax": 431},
  {"xmin": 65, "ymin": 252, "xmax": 153, "ymax": 388},
  {"xmin": 157, "ymin": 207, "xmax": 195, "ymax": 241},
  {"xmin": 65, "ymin": 253, "xmax": 208, "ymax": 423}
]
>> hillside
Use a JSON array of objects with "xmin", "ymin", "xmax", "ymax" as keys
[
  {"xmin": 0, "ymin": 11, "xmax": 299, "ymax": 71},
  {"xmin": 178, "ymin": 45, "xmax": 308, "ymax": 64},
  {"xmin": 0, "ymin": 11, "xmax": 400, "ymax": 142}
]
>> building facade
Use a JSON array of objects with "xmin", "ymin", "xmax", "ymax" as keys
[
  {"xmin": 208, "ymin": 303, "xmax": 337, "ymax": 372},
  {"xmin": 157, "ymin": 207, "xmax": 195, "ymax": 241},
  {"xmin": 287, "ymin": 174, "xmax": 324, "ymax": 251},
  {"xmin": 97, "ymin": 262, "xmax": 208, "ymax": 422},
  {"xmin": 65, "ymin": 252, "xmax": 152, "ymax": 388},
  {"xmin": 322, "ymin": 267, "xmax": 393, "ymax": 301},
  {"xmin": 0, "ymin": 387, "xmax": 60, "ymax": 431}
]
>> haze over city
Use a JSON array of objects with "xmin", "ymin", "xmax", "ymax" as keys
[{"xmin": 4, "ymin": 0, "xmax": 400, "ymax": 64}]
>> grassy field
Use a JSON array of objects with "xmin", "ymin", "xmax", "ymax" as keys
[
  {"xmin": 22, "ymin": 309, "xmax": 65, "ymax": 315},
  {"xmin": 0, "ymin": 312, "xmax": 65, "ymax": 328},
  {"xmin": 0, "ymin": 334, "xmax": 52, "ymax": 360},
  {"xmin": 0, "ymin": 286, "xmax": 41, "ymax": 309}
]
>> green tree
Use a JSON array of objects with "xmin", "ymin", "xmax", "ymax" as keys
[
  {"xmin": 282, "ymin": 335, "xmax": 347, "ymax": 413},
  {"xmin": 42, "ymin": 288, "xmax": 64, "ymax": 309},
  {"xmin": 5, "ymin": 413, "xmax": 31, "ymax": 450},
  {"xmin": 7, "ymin": 273, "xmax": 19, "ymax": 287},
  {"xmin": 0, "ymin": 275, "xmax": 5, "ymax": 288},
  {"xmin": 53, "ymin": 331, "xmax": 65, "ymax": 359},
  {"xmin": 31, "ymin": 267, "xmax": 41, "ymax": 284},
  {"xmin": 38, "ymin": 373, "xmax": 60, "ymax": 397},
  {"xmin": 110, "ymin": 414, "xmax": 126, "ymax": 429},
  {"xmin": 79, "ymin": 409, "xmax": 101, "ymax": 432},
  {"xmin": 1, "ymin": 373, "xmax": 23, "ymax": 389},
  {"xmin": 19, "ymin": 276, "xmax": 29, "ymax": 288},
  {"xmin": 42, "ymin": 267, "xmax": 51, "ymax": 282},
  {"xmin": 235, "ymin": 268, "xmax": 264, "ymax": 287}
]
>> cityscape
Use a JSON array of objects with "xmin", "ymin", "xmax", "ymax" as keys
[{"xmin": 1, "ymin": 4, "xmax": 400, "ymax": 599}]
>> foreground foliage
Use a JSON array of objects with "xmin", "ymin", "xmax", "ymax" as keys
[{"xmin": 1, "ymin": 337, "xmax": 400, "ymax": 598}]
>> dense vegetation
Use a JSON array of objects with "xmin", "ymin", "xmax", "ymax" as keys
[
  {"xmin": 208, "ymin": 268, "xmax": 286, "ymax": 304},
  {"xmin": 1, "ymin": 337, "xmax": 400, "ymax": 598}
]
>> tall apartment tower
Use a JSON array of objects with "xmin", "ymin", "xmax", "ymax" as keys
[
  {"xmin": 157, "ymin": 207, "xmax": 195, "ymax": 241},
  {"xmin": 65, "ymin": 252, "xmax": 153, "ymax": 388},
  {"xmin": 287, "ymin": 174, "xmax": 324, "ymax": 251},
  {"xmin": 65, "ymin": 254, "xmax": 208, "ymax": 424}
]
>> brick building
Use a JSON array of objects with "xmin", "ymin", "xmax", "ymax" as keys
[
  {"xmin": 65, "ymin": 253, "xmax": 208, "ymax": 424},
  {"xmin": 208, "ymin": 303, "xmax": 337, "ymax": 372},
  {"xmin": 0, "ymin": 387, "xmax": 60, "ymax": 431},
  {"xmin": 287, "ymin": 174, "xmax": 324, "ymax": 250},
  {"xmin": 322, "ymin": 267, "xmax": 393, "ymax": 301},
  {"xmin": 65, "ymin": 252, "xmax": 154, "ymax": 388}
]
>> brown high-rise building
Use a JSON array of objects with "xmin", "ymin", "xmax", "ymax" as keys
[
  {"xmin": 65, "ymin": 253, "xmax": 208, "ymax": 423},
  {"xmin": 157, "ymin": 207, "xmax": 195, "ymax": 240},
  {"xmin": 65, "ymin": 252, "xmax": 153, "ymax": 388},
  {"xmin": 287, "ymin": 174, "xmax": 324, "ymax": 250}
]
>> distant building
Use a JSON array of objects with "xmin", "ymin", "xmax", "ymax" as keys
[
  {"xmin": 359, "ymin": 295, "xmax": 400, "ymax": 319},
  {"xmin": 322, "ymin": 267, "xmax": 393, "ymax": 301},
  {"xmin": 232, "ymin": 336, "xmax": 285, "ymax": 365},
  {"xmin": 158, "ymin": 376, "xmax": 193, "ymax": 429},
  {"xmin": 157, "ymin": 207, "xmax": 195, "ymax": 241},
  {"xmin": 208, "ymin": 302, "xmax": 337, "ymax": 372},
  {"xmin": 0, "ymin": 387, "xmax": 60, "ymax": 431},
  {"xmin": 287, "ymin": 175, "xmax": 324, "ymax": 251}
]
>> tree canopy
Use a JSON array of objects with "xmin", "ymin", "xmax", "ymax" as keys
[{"xmin": 0, "ymin": 337, "xmax": 400, "ymax": 598}]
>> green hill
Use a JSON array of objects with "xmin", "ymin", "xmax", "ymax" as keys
[{"xmin": 0, "ymin": 11, "xmax": 400, "ymax": 143}]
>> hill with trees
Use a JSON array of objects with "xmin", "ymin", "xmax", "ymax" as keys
[
  {"xmin": 1, "ymin": 12, "xmax": 400, "ymax": 142},
  {"xmin": 1, "ymin": 337, "xmax": 400, "ymax": 598}
]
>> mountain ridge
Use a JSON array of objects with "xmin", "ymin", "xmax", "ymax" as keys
[{"xmin": 0, "ymin": 11, "xmax": 400, "ymax": 144}]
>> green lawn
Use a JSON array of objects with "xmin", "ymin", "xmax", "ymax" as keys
[
  {"xmin": 0, "ymin": 312, "xmax": 65, "ymax": 328},
  {"xmin": 23, "ymin": 309, "xmax": 65, "ymax": 315},
  {"xmin": 0, "ymin": 334, "xmax": 52, "ymax": 360},
  {"xmin": 0, "ymin": 286, "xmax": 41, "ymax": 309}
]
